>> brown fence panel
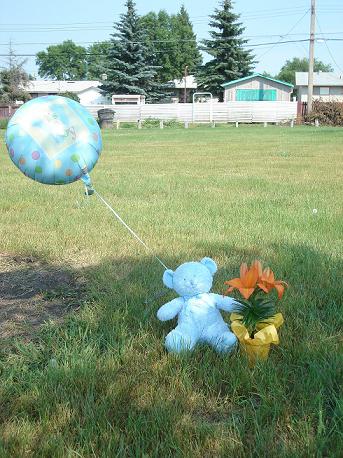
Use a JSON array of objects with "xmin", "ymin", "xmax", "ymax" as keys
[{"xmin": 0, "ymin": 105, "xmax": 19, "ymax": 119}]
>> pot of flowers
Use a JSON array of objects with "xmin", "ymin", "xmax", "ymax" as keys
[{"xmin": 224, "ymin": 260, "xmax": 287, "ymax": 366}]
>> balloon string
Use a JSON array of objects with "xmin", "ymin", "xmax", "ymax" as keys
[{"xmin": 93, "ymin": 189, "xmax": 169, "ymax": 271}]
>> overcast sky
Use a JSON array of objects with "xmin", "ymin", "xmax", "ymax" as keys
[{"xmin": 1, "ymin": 0, "xmax": 342, "ymax": 77}]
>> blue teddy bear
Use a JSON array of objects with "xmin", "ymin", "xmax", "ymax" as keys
[{"xmin": 157, "ymin": 257, "xmax": 237, "ymax": 353}]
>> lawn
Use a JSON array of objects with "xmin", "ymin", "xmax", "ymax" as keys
[{"xmin": 0, "ymin": 125, "xmax": 342, "ymax": 457}]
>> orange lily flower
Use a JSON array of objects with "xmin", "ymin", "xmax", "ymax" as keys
[
  {"xmin": 225, "ymin": 263, "xmax": 259, "ymax": 299},
  {"xmin": 257, "ymin": 267, "xmax": 288, "ymax": 299},
  {"xmin": 250, "ymin": 259, "xmax": 262, "ymax": 277}
]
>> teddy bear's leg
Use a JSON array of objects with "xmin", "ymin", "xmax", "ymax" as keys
[
  {"xmin": 165, "ymin": 325, "xmax": 198, "ymax": 353},
  {"xmin": 213, "ymin": 331, "xmax": 237, "ymax": 353},
  {"xmin": 204, "ymin": 324, "xmax": 237, "ymax": 354}
]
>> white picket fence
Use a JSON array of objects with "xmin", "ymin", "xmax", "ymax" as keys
[{"xmin": 85, "ymin": 101, "xmax": 297, "ymax": 124}]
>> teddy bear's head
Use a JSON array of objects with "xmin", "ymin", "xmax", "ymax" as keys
[{"xmin": 163, "ymin": 257, "xmax": 217, "ymax": 297}]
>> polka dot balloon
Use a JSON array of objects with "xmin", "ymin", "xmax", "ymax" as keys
[{"xmin": 5, "ymin": 96, "xmax": 102, "ymax": 185}]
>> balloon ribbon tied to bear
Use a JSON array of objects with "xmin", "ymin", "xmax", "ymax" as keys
[{"xmin": 157, "ymin": 258, "xmax": 238, "ymax": 353}]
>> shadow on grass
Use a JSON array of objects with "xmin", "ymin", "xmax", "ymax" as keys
[{"xmin": 0, "ymin": 243, "xmax": 342, "ymax": 456}]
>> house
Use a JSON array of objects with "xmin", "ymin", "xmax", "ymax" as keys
[
  {"xmin": 165, "ymin": 75, "xmax": 198, "ymax": 103},
  {"xmin": 222, "ymin": 73, "xmax": 293, "ymax": 102},
  {"xmin": 111, "ymin": 94, "xmax": 145, "ymax": 105},
  {"xmin": 295, "ymin": 72, "xmax": 343, "ymax": 102},
  {"xmin": 26, "ymin": 80, "xmax": 111, "ymax": 105}
]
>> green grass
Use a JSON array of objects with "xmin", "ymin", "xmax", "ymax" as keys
[{"xmin": 0, "ymin": 125, "xmax": 342, "ymax": 457}]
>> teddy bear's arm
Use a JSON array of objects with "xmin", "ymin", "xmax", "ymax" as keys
[
  {"xmin": 157, "ymin": 298, "xmax": 183, "ymax": 322},
  {"xmin": 212, "ymin": 294, "xmax": 238, "ymax": 312}
]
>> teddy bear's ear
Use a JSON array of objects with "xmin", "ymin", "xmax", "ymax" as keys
[
  {"xmin": 200, "ymin": 257, "xmax": 217, "ymax": 275},
  {"xmin": 163, "ymin": 269, "xmax": 174, "ymax": 289}
]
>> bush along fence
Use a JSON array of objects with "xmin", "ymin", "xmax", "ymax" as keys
[
  {"xmin": 304, "ymin": 100, "xmax": 343, "ymax": 126},
  {"xmin": 86, "ymin": 101, "xmax": 298, "ymax": 125}
]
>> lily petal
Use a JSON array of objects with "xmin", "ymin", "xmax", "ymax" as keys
[
  {"xmin": 225, "ymin": 286, "xmax": 235, "ymax": 294},
  {"xmin": 243, "ymin": 268, "xmax": 259, "ymax": 288},
  {"xmin": 257, "ymin": 281, "xmax": 270, "ymax": 293},
  {"xmin": 240, "ymin": 263, "xmax": 248, "ymax": 278},
  {"xmin": 251, "ymin": 260, "xmax": 262, "ymax": 277},
  {"xmin": 274, "ymin": 283, "xmax": 285, "ymax": 299},
  {"xmin": 225, "ymin": 278, "xmax": 243, "ymax": 288},
  {"xmin": 239, "ymin": 287, "xmax": 255, "ymax": 299}
]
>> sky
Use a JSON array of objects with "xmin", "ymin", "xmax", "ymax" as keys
[{"xmin": 0, "ymin": 0, "xmax": 343, "ymax": 78}]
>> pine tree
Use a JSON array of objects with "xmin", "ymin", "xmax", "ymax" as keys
[
  {"xmin": 197, "ymin": 0, "xmax": 254, "ymax": 101},
  {"xmin": 0, "ymin": 45, "xmax": 30, "ymax": 103},
  {"xmin": 100, "ymin": 0, "xmax": 162, "ymax": 101}
]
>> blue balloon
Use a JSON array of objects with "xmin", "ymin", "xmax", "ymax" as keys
[{"xmin": 5, "ymin": 96, "xmax": 102, "ymax": 185}]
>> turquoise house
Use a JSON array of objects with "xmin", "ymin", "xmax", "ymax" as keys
[{"xmin": 222, "ymin": 73, "xmax": 293, "ymax": 102}]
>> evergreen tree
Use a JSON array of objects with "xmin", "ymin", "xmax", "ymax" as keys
[
  {"xmin": 197, "ymin": 0, "xmax": 254, "ymax": 101},
  {"xmin": 0, "ymin": 45, "xmax": 30, "ymax": 103},
  {"xmin": 100, "ymin": 0, "xmax": 162, "ymax": 101}
]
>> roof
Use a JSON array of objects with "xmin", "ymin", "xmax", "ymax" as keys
[
  {"xmin": 221, "ymin": 73, "xmax": 294, "ymax": 88},
  {"xmin": 26, "ymin": 80, "xmax": 101, "ymax": 93},
  {"xmin": 295, "ymin": 72, "xmax": 343, "ymax": 87},
  {"xmin": 169, "ymin": 75, "xmax": 198, "ymax": 89}
]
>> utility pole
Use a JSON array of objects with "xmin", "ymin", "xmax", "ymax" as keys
[
  {"xmin": 307, "ymin": 0, "xmax": 316, "ymax": 114},
  {"xmin": 184, "ymin": 65, "xmax": 188, "ymax": 103}
]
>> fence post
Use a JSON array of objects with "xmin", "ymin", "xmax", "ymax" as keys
[
  {"xmin": 116, "ymin": 119, "xmax": 120, "ymax": 130},
  {"xmin": 290, "ymin": 119, "xmax": 294, "ymax": 128},
  {"xmin": 138, "ymin": 120, "xmax": 142, "ymax": 129},
  {"xmin": 235, "ymin": 121, "xmax": 239, "ymax": 128},
  {"xmin": 184, "ymin": 121, "xmax": 189, "ymax": 129},
  {"xmin": 264, "ymin": 122, "xmax": 267, "ymax": 128},
  {"xmin": 315, "ymin": 119, "xmax": 319, "ymax": 127},
  {"xmin": 160, "ymin": 120, "xmax": 164, "ymax": 129},
  {"xmin": 211, "ymin": 122, "xmax": 215, "ymax": 128}
]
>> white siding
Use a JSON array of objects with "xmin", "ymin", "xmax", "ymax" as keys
[
  {"xmin": 297, "ymin": 85, "xmax": 343, "ymax": 102},
  {"xmin": 224, "ymin": 77, "xmax": 292, "ymax": 102},
  {"xmin": 86, "ymin": 101, "xmax": 297, "ymax": 123},
  {"xmin": 78, "ymin": 87, "xmax": 111, "ymax": 105}
]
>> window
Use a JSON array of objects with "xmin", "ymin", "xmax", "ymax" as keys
[
  {"xmin": 235, "ymin": 89, "xmax": 277, "ymax": 101},
  {"xmin": 319, "ymin": 87, "xmax": 330, "ymax": 95}
]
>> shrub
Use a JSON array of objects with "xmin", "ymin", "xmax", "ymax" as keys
[
  {"xmin": 164, "ymin": 119, "xmax": 183, "ymax": 128},
  {"xmin": 305, "ymin": 100, "xmax": 343, "ymax": 126},
  {"xmin": 0, "ymin": 118, "xmax": 9, "ymax": 129},
  {"xmin": 59, "ymin": 91, "xmax": 80, "ymax": 103},
  {"xmin": 143, "ymin": 118, "xmax": 160, "ymax": 128}
]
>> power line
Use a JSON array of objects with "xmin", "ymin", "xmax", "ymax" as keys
[
  {"xmin": 0, "ymin": 39, "xmax": 323, "ymax": 57},
  {"xmin": 316, "ymin": 15, "xmax": 343, "ymax": 73},
  {"xmin": 0, "ymin": 8, "xmax": 312, "ymax": 33},
  {"xmin": 256, "ymin": 9, "xmax": 310, "ymax": 60},
  {"xmin": 0, "ymin": 13, "xmax": 311, "ymax": 32},
  {"xmin": 2, "ymin": 31, "xmax": 343, "ymax": 48},
  {"xmin": 1, "ymin": 37, "xmax": 342, "ymax": 59},
  {"xmin": 0, "ymin": 6, "xmax": 309, "ymax": 27}
]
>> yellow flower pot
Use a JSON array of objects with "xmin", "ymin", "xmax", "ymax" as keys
[{"xmin": 230, "ymin": 313, "xmax": 284, "ymax": 366}]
